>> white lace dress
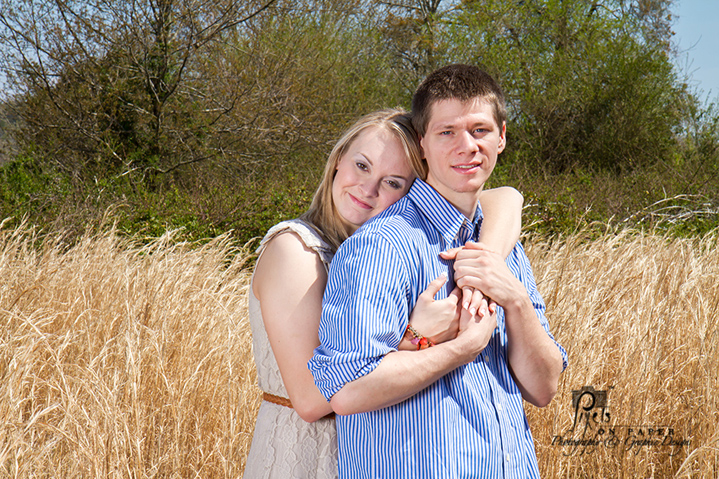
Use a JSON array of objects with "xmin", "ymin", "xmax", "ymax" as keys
[{"xmin": 243, "ymin": 219, "xmax": 338, "ymax": 479}]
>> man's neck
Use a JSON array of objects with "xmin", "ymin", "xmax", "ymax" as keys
[{"xmin": 425, "ymin": 181, "xmax": 483, "ymax": 220}]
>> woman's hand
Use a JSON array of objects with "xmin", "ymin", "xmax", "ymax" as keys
[
  {"xmin": 453, "ymin": 301, "xmax": 498, "ymax": 362},
  {"xmin": 399, "ymin": 274, "xmax": 462, "ymax": 350}
]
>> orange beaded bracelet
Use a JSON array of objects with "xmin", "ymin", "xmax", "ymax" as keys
[{"xmin": 405, "ymin": 324, "xmax": 435, "ymax": 350}]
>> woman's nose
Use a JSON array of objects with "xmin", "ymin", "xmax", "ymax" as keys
[{"xmin": 359, "ymin": 179, "xmax": 379, "ymax": 197}]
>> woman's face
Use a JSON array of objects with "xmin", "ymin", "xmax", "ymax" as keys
[{"xmin": 332, "ymin": 126, "xmax": 415, "ymax": 232}]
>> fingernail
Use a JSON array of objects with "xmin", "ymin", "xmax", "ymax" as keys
[
  {"xmin": 463, "ymin": 301, "xmax": 470, "ymax": 310},
  {"xmin": 470, "ymin": 307, "xmax": 477, "ymax": 316},
  {"xmin": 440, "ymin": 271, "xmax": 448, "ymax": 278}
]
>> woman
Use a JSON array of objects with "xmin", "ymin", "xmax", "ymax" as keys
[{"xmin": 244, "ymin": 109, "xmax": 523, "ymax": 478}]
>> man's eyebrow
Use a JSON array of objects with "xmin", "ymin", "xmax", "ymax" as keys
[{"xmin": 431, "ymin": 122, "xmax": 456, "ymax": 131}]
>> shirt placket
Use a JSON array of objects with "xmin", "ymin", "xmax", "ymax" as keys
[
  {"xmin": 484, "ymin": 340, "xmax": 522, "ymax": 478},
  {"xmin": 447, "ymin": 221, "xmax": 475, "ymax": 289},
  {"xmin": 465, "ymin": 217, "xmax": 521, "ymax": 477}
]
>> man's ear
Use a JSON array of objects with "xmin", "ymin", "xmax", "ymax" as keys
[
  {"xmin": 418, "ymin": 135, "xmax": 426, "ymax": 159},
  {"xmin": 498, "ymin": 122, "xmax": 507, "ymax": 153}
]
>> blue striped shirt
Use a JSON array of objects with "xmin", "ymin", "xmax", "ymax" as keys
[{"xmin": 309, "ymin": 179, "xmax": 568, "ymax": 479}]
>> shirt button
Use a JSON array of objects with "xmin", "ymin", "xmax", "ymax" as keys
[
  {"xmin": 505, "ymin": 453, "xmax": 511, "ymax": 463},
  {"xmin": 496, "ymin": 403, "xmax": 503, "ymax": 412},
  {"xmin": 483, "ymin": 354, "xmax": 489, "ymax": 363}
]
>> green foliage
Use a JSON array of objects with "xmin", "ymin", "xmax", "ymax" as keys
[
  {"xmin": 492, "ymin": 158, "xmax": 719, "ymax": 239},
  {"xmin": 1, "ymin": 0, "xmax": 718, "ymax": 244},
  {"xmin": 0, "ymin": 156, "xmax": 71, "ymax": 220},
  {"xmin": 211, "ymin": 8, "xmax": 405, "ymax": 175}
]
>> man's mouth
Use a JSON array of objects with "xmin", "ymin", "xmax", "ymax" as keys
[{"xmin": 453, "ymin": 163, "xmax": 481, "ymax": 171}]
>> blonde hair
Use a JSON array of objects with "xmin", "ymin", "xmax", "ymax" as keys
[{"xmin": 301, "ymin": 108, "xmax": 425, "ymax": 252}]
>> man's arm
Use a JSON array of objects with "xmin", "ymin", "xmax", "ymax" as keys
[
  {"xmin": 452, "ymin": 242, "xmax": 566, "ymax": 407},
  {"xmin": 445, "ymin": 186, "xmax": 524, "ymax": 317}
]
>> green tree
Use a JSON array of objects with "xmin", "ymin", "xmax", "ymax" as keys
[
  {"xmin": 0, "ymin": 0, "xmax": 278, "ymax": 180},
  {"xmin": 204, "ymin": 2, "xmax": 404, "ymax": 179},
  {"xmin": 372, "ymin": 0, "xmax": 452, "ymax": 90}
]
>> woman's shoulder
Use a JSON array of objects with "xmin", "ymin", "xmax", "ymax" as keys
[
  {"xmin": 252, "ymin": 221, "xmax": 329, "ymax": 303},
  {"xmin": 258, "ymin": 219, "xmax": 334, "ymax": 266}
]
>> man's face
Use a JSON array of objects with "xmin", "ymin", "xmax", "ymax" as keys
[{"xmin": 419, "ymin": 98, "xmax": 506, "ymax": 216}]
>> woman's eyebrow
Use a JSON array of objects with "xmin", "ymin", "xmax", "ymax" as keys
[
  {"xmin": 388, "ymin": 173, "xmax": 410, "ymax": 181},
  {"xmin": 358, "ymin": 153, "xmax": 374, "ymax": 165}
]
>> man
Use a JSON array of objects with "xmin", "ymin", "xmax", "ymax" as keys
[{"xmin": 309, "ymin": 64, "xmax": 567, "ymax": 478}]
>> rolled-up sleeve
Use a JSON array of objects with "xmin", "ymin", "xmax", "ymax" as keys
[
  {"xmin": 511, "ymin": 242, "xmax": 569, "ymax": 372},
  {"xmin": 309, "ymin": 232, "xmax": 411, "ymax": 400}
]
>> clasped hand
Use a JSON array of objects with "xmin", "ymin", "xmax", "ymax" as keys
[{"xmin": 408, "ymin": 242, "xmax": 510, "ymax": 347}]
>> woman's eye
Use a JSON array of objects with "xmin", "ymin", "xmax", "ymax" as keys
[
  {"xmin": 386, "ymin": 180, "xmax": 402, "ymax": 190},
  {"xmin": 356, "ymin": 162, "xmax": 368, "ymax": 171}
]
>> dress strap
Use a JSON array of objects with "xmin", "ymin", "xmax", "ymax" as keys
[{"xmin": 257, "ymin": 219, "xmax": 334, "ymax": 268}]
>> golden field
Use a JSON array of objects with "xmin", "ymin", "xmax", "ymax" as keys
[{"xmin": 1, "ymin": 222, "xmax": 717, "ymax": 478}]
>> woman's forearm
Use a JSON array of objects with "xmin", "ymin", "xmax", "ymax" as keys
[{"xmin": 478, "ymin": 186, "xmax": 523, "ymax": 258}]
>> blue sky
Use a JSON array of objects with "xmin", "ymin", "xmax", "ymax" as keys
[{"xmin": 672, "ymin": 0, "xmax": 719, "ymax": 101}]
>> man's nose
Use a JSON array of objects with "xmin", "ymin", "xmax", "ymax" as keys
[{"xmin": 457, "ymin": 130, "xmax": 479, "ymax": 153}]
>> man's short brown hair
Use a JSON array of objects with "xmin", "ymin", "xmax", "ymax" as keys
[{"xmin": 411, "ymin": 64, "xmax": 506, "ymax": 137}]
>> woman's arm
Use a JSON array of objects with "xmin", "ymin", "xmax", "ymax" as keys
[
  {"xmin": 441, "ymin": 186, "xmax": 524, "ymax": 316},
  {"xmin": 330, "ymin": 307, "xmax": 498, "ymax": 415},
  {"xmin": 477, "ymin": 186, "xmax": 524, "ymax": 257},
  {"xmin": 252, "ymin": 232, "xmax": 333, "ymax": 423},
  {"xmin": 400, "ymin": 186, "xmax": 525, "ymax": 348}
]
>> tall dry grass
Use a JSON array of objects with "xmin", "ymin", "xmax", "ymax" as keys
[
  {"xmin": 526, "ymin": 229, "xmax": 719, "ymax": 478},
  {"xmin": 1, "ymin": 222, "xmax": 717, "ymax": 477},
  {"xmin": 0, "ymin": 223, "xmax": 260, "ymax": 477}
]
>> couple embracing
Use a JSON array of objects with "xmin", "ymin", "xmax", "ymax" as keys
[{"xmin": 245, "ymin": 64, "xmax": 568, "ymax": 479}]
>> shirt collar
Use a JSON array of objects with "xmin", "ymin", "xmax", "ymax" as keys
[{"xmin": 407, "ymin": 179, "xmax": 484, "ymax": 245}]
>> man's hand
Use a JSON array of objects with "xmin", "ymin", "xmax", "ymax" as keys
[
  {"xmin": 439, "ymin": 243, "xmax": 497, "ymax": 317},
  {"xmin": 448, "ymin": 242, "xmax": 527, "ymax": 308},
  {"xmin": 440, "ymin": 244, "xmax": 496, "ymax": 317},
  {"xmin": 451, "ymin": 242, "xmax": 565, "ymax": 407}
]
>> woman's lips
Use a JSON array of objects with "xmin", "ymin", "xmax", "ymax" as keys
[{"xmin": 349, "ymin": 193, "xmax": 372, "ymax": 209}]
